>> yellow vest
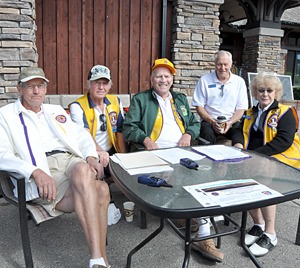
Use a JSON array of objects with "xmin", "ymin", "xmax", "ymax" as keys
[
  {"xmin": 243, "ymin": 104, "xmax": 300, "ymax": 169},
  {"xmin": 74, "ymin": 93, "xmax": 122, "ymax": 152},
  {"xmin": 150, "ymin": 98, "xmax": 185, "ymax": 141}
]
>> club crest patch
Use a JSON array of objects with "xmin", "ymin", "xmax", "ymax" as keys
[
  {"xmin": 109, "ymin": 111, "xmax": 117, "ymax": 132},
  {"xmin": 180, "ymin": 106, "xmax": 188, "ymax": 116},
  {"xmin": 55, "ymin": 115, "xmax": 67, "ymax": 123},
  {"xmin": 267, "ymin": 114, "xmax": 278, "ymax": 131}
]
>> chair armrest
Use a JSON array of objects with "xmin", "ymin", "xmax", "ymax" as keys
[
  {"xmin": 0, "ymin": 171, "xmax": 26, "ymax": 205},
  {"xmin": 6, "ymin": 171, "xmax": 26, "ymax": 181}
]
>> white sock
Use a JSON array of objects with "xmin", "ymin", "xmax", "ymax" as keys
[
  {"xmin": 264, "ymin": 232, "xmax": 276, "ymax": 241},
  {"xmin": 197, "ymin": 218, "xmax": 211, "ymax": 237},
  {"xmin": 89, "ymin": 257, "xmax": 106, "ymax": 268}
]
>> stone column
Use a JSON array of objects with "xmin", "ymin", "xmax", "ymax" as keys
[
  {"xmin": 171, "ymin": 0, "xmax": 224, "ymax": 95},
  {"xmin": 242, "ymin": 27, "xmax": 286, "ymax": 82},
  {"xmin": 0, "ymin": 0, "xmax": 38, "ymax": 98}
]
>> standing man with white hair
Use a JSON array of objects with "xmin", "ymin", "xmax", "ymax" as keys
[{"xmin": 192, "ymin": 50, "xmax": 248, "ymax": 144}]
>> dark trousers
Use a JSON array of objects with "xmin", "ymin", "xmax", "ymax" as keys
[{"xmin": 200, "ymin": 120, "xmax": 241, "ymax": 145}]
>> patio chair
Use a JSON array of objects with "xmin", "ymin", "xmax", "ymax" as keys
[{"xmin": 0, "ymin": 171, "xmax": 62, "ymax": 268}]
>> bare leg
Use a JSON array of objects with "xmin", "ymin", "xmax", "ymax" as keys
[
  {"xmin": 249, "ymin": 208, "xmax": 265, "ymax": 225},
  {"xmin": 56, "ymin": 162, "xmax": 110, "ymax": 266},
  {"xmin": 95, "ymin": 180, "xmax": 110, "ymax": 262},
  {"xmin": 260, "ymin": 205, "xmax": 276, "ymax": 235}
]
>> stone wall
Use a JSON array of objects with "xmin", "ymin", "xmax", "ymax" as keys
[
  {"xmin": 242, "ymin": 27, "xmax": 286, "ymax": 83},
  {"xmin": 0, "ymin": 0, "xmax": 37, "ymax": 102},
  {"xmin": 171, "ymin": 0, "xmax": 223, "ymax": 95}
]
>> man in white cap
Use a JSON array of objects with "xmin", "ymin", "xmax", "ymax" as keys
[
  {"xmin": 0, "ymin": 67, "xmax": 110, "ymax": 268},
  {"xmin": 69, "ymin": 64, "xmax": 127, "ymax": 178}
]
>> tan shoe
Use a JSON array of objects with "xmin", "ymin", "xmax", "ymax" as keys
[
  {"xmin": 176, "ymin": 218, "xmax": 199, "ymax": 233},
  {"xmin": 191, "ymin": 238, "xmax": 224, "ymax": 262}
]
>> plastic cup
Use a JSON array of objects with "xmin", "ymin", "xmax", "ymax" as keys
[{"xmin": 123, "ymin": 201, "xmax": 135, "ymax": 222}]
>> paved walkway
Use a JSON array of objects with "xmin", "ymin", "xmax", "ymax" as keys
[{"xmin": 0, "ymin": 184, "xmax": 300, "ymax": 268}]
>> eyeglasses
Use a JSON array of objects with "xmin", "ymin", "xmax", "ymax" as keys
[
  {"xmin": 219, "ymin": 85, "xmax": 224, "ymax": 97},
  {"xmin": 23, "ymin": 83, "xmax": 46, "ymax": 90},
  {"xmin": 99, "ymin": 114, "xmax": 107, "ymax": 132},
  {"xmin": 257, "ymin": 88, "xmax": 274, "ymax": 94}
]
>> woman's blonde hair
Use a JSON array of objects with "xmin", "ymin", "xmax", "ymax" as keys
[{"xmin": 250, "ymin": 72, "xmax": 283, "ymax": 101}]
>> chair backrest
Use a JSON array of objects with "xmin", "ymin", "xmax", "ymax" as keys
[{"xmin": 0, "ymin": 171, "xmax": 18, "ymax": 205}]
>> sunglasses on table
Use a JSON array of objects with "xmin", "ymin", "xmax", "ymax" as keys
[{"xmin": 99, "ymin": 114, "xmax": 107, "ymax": 132}]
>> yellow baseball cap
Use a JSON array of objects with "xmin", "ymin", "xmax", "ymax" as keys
[{"xmin": 152, "ymin": 58, "xmax": 176, "ymax": 75}]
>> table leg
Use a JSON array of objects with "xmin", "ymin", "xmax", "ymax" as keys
[
  {"xmin": 295, "ymin": 212, "xmax": 300, "ymax": 245},
  {"xmin": 140, "ymin": 210, "xmax": 147, "ymax": 229},
  {"xmin": 126, "ymin": 218, "xmax": 165, "ymax": 268},
  {"xmin": 182, "ymin": 218, "xmax": 191, "ymax": 268},
  {"xmin": 240, "ymin": 211, "xmax": 263, "ymax": 268}
]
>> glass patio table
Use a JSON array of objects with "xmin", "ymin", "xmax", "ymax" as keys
[{"xmin": 109, "ymin": 147, "xmax": 300, "ymax": 268}]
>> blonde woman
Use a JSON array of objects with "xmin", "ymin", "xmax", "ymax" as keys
[{"xmin": 233, "ymin": 72, "xmax": 300, "ymax": 257}]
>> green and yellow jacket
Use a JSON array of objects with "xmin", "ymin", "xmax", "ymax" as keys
[{"xmin": 123, "ymin": 89, "xmax": 200, "ymax": 144}]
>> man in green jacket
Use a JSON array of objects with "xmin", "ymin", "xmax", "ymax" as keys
[
  {"xmin": 123, "ymin": 58, "xmax": 224, "ymax": 263},
  {"xmin": 123, "ymin": 58, "xmax": 199, "ymax": 149}
]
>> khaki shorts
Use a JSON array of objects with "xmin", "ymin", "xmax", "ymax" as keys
[{"xmin": 31, "ymin": 152, "xmax": 85, "ymax": 216}]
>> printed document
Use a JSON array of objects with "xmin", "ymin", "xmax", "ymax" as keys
[
  {"xmin": 183, "ymin": 179, "xmax": 283, "ymax": 207},
  {"xmin": 192, "ymin": 145, "xmax": 250, "ymax": 161}
]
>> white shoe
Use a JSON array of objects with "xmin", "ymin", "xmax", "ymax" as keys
[
  {"xmin": 249, "ymin": 234, "xmax": 277, "ymax": 257},
  {"xmin": 245, "ymin": 225, "xmax": 264, "ymax": 246}
]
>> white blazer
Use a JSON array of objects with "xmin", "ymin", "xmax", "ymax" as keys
[{"xmin": 0, "ymin": 99, "xmax": 98, "ymax": 201}]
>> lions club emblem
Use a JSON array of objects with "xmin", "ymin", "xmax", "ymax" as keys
[{"xmin": 55, "ymin": 115, "xmax": 67, "ymax": 123}]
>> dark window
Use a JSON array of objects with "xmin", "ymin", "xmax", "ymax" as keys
[
  {"xmin": 288, "ymin": 37, "xmax": 297, "ymax": 46},
  {"xmin": 284, "ymin": 36, "xmax": 300, "ymax": 87},
  {"xmin": 286, "ymin": 51, "xmax": 300, "ymax": 87},
  {"xmin": 295, "ymin": 53, "xmax": 300, "ymax": 86}
]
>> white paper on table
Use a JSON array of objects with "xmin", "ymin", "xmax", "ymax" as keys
[
  {"xmin": 192, "ymin": 145, "xmax": 250, "ymax": 162},
  {"xmin": 152, "ymin": 147, "xmax": 205, "ymax": 164},
  {"xmin": 113, "ymin": 151, "xmax": 169, "ymax": 169},
  {"xmin": 183, "ymin": 179, "xmax": 283, "ymax": 207},
  {"xmin": 126, "ymin": 165, "xmax": 174, "ymax": 175},
  {"xmin": 110, "ymin": 154, "xmax": 173, "ymax": 175}
]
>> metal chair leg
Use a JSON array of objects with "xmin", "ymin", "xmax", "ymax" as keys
[
  {"xmin": 210, "ymin": 217, "xmax": 221, "ymax": 248},
  {"xmin": 17, "ymin": 179, "xmax": 34, "ymax": 268}
]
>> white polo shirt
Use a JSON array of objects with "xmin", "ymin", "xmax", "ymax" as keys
[{"xmin": 192, "ymin": 71, "xmax": 248, "ymax": 120}]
